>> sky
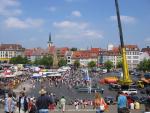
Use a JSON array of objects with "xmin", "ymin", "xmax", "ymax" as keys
[{"xmin": 0, "ymin": 0, "xmax": 150, "ymax": 49}]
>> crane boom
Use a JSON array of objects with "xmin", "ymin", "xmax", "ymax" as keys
[{"xmin": 114, "ymin": 0, "xmax": 132, "ymax": 87}]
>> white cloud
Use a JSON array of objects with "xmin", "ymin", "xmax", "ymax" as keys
[
  {"xmin": 110, "ymin": 15, "xmax": 136, "ymax": 23},
  {"xmin": 71, "ymin": 10, "xmax": 81, "ymax": 17},
  {"xmin": 4, "ymin": 17, "xmax": 44, "ymax": 29},
  {"xmin": 53, "ymin": 20, "xmax": 103, "ymax": 39},
  {"xmin": 53, "ymin": 20, "xmax": 88, "ymax": 30},
  {"xmin": 83, "ymin": 30, "xmax": 103, "ymax": 38},
  {"xmin": 0, "ymin": 0, "xmax": 22, "ymax": 16},
  {"xmin": 47, "ymin": 6, "xmax": 56, "ymax": 12}
]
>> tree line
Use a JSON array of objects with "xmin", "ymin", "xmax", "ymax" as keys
[{"xmin": 9, "ymin": 55, "xmax": 150, "ymax": 72}]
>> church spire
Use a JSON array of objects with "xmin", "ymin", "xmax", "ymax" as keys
[
  {"xmin": 48, "ymin": 33, "xmax": 52, "ymax": 43},
  {"xmin": 48, "ymin": 32, "xmax": 53, "ymax": 47}
]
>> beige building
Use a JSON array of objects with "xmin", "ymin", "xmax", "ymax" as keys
[{"xmin": 0, "ymin": 44, "xmax": 25, "ymax": 63}]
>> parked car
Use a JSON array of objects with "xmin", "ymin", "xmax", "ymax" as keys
[
  {"xmin": 130, "ymin": 95, "xmax": 140, "ymax": 102},
  {"xmin": 77, "ymin": 87, "xmax": 102, "ymax": 93},
  {"xmin": 109, "ymin": 83, "xmax": 121, "ymax": 91},
  {"xmin": 104, "ymin": 96, "xmax": 115, "ymax": 105},
  {"xmin": 122, "ymin": 88, "xmax": 138, "ymax": 95},
  {"xmin": 139, "ymin": 97, "xmax": 148, "ymax": 104}
]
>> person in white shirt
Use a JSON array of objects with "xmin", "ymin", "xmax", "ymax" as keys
[
  {"xmin": 130, "ymin": 102, "xmax": 134, "ymax": 110},
  {"xmin": 74, "ymin": 100, "xmax": 79, "ymax": 110},
  {"xmin": 60, "ymin": 96, "xmax": 66, "ymax": 113}
]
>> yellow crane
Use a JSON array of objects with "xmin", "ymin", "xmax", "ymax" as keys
[{"xmin": 114, "ymin": 0, "xmax": 132, "ymax": 88}]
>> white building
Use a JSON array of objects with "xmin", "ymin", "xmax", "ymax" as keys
[
  {"xmin": 66, "ymin": 51, "xmax": 73, "ymax": 65},
  {"xmin": 125, "ymin": 45, "xmax": 140, "ymax": 69},
  {"xmin": 71, "ymin": 50, "xmax": 98, "ymax": 67},
  {"xmin": 100, "ymin": 49, "xmax": 121, "ymax": 69}
]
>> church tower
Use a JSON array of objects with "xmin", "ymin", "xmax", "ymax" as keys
[{"xmin": 48, "ymin": 33, "xmax": 53, "ymax": 47}]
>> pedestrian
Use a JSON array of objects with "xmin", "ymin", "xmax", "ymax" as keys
[
  {"xmin": 93, "ymin": 92, "xmax": 107, "ymax": 113},
  {"xmin": 4, "ymin": 92, "xmax": 16, "ymax": 113},
  {"xmin": 130, "ymin": 101, "xmax": 134, "ymax": 110},
  {"xmin": 134, "ymin": 100, "xmax": 140, "ymax": 110},
  {"xmin": 74, "ymin": 100, "xmax": 79, "ymax": 110},
  {"xmin": 18, "ymin": 91, "xmax": 28, "ymax": 113},
  {"xmin": 28, "ymin": 97, "xmax": 36, "ymax": 113},
  {"xmin": 36, "ymin": 89, "xmax": 53, "ymax": 113},
  {"xmin": 117, "ymin": 91, "xmax": 129, "ymax": 113},
  {"xmin": 144, "ymin": 97, "xmax": 150, "ymax": 113},
  {"xmin": 101, "ymin": 88, "xmax": 104, "ymax": 94},
  {"xmin": 60, "ymin": 96, "xmax": 66, "ymax": 113}
]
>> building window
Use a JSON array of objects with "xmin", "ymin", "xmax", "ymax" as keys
[
  {"xmin": 128, "ymin": 56, "xmax": 131, "ymax": 59},
  {"xmin": 133, "ymin": 60, "xmax": 139, "ymax": 64},
  {"xmin": 133, "ymin": 56, "xmax": 138, "ymax": 59},
  {"xmin": 127, "ymin": 60, "xmax": 131, "ymax": 64}
]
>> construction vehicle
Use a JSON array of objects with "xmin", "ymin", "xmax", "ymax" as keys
[
  {"xmin": 114, "ymin": 0, "xmax": 132, "ymax": 89},
  {"xmin": 137, "ymin": 81, "xmax": 144, "ymax": 88}
]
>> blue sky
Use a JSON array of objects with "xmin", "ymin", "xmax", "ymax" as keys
[{"xmin": 0, "ymin": 0, "xmax": 150, "ymax": 49}]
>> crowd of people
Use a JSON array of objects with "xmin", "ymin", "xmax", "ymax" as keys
[{"xmin": 1, "ymin": 67, "xmax": 150, "ymax": 113}]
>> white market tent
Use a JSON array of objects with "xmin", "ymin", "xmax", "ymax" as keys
[{"xmin": 32, "ymin": 73, "xmax": 41, "ymax": 78}]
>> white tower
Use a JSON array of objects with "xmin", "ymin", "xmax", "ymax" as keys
[{"xmin": 107, "ymin": 44, "xmax": 114, "ymax": 51}]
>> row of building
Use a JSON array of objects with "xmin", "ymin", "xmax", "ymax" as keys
[{"xmin": 0, "ymin": 36, "xmax": 150, "ymax": 69}]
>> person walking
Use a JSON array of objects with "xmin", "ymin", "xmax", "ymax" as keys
[
  {"xmin": 4, "ymin": 92, "xmax": 16, "ymax": 113},
  {"xmin": 93, "ymin": 92, "xmax": 107, "ymax": 113},
  {"xmin": 36, "ymin": 89, "xmax": 53, "ymax": 113},
  {"xmin": 144, "ymin": 97, "xmax": 150, "ymax": 113},
  {"xmin": 117, "ymin": 91, "xmax": 129, "ymax": 113},
  {"xmin": 28, "ymin": 97, "xmax": 36, "ymax": 113},
  {"xmin": 60, "ymin": 96, "xmax": 66, "ymax": 113},
  {"xmin": 18, "ymin": 91, "xmax": 28, "ymax": 113}
]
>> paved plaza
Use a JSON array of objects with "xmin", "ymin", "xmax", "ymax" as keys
[
  {"xmin": 0, "ymin": 70, "xmax": 148, "ymax": 113},
  {"xmin": 0, "ymin": 104, "xmax": 146, "ymax": 113}
]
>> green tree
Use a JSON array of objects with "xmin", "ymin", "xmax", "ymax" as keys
[
  {"xmin": 117, "ymin": 60, "xmax": 122, "ymax": 68},
  {"xmin": 33, "ymin": 58, "xmax": 41, "ymax": 65},
  {"xmin": 9, "ymin": 55, "xmax": 29, "ymax": 64},
  {"xmin": 88, "ymin": 61, "xmax": 96, "ymax": 68},
  {"xmin": 58, "ymin": 58, "xmax": 67, "ymax": 67},
  {"xmin": 137, "ymin": 59, "xmax": 150, "ymax": 72},
  {"xmin": 40, "ymin": 55, "xmax": 53, "ymax": 68},
  {"xmin": 70, "ymin": 48, "xmax": 77, "ymax": 51},
  {"xmin": 10, "ymin": 57, "xmax": 17, "ymax": 64},
  {"xmin": 104, "ymin": 60, "xmax": 113, "ymax": 72},
  {"xmin": 74, "ymin": 60, "xmax": 80, "ymax": 68}
]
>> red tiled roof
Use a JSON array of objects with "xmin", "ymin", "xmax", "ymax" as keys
[
  {"xmin": 24, "ymin": 49, "xmax": 34, "ymax": 56},
  {"xmin": 119, "ymin": 45, "xmax": 139, "ymax": 51},
  {"xmin": 72, "ymin": 50, "xmax": 98, "ymax": 59},
  {"xmin": 91, "ymin": 48, "xmax": 100, "ymax": 53},
  {"xmin": 0, "ymin": 44, "xmax": 25, "ymax": 51}
]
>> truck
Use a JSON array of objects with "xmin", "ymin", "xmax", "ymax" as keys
[{"xmin": 122, "ymin": 88, "xmax": 137, "ymax": 95}]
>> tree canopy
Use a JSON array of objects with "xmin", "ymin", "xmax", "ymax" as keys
[
  {"xmin": 104, "ymin": 60, "xmax": 113, "ymax": 72},
  {"xmin": 33, "ymin": 55, "xmax": 53, "ymax": 68},
  {"xmin": 9, "ymin": 55, "xmax": 29, "ymax": 64},
  {"xmin": 74, "ymin": 60, "xmax": 80, "ymax": 68},
  {"xmin": 88, "ymin": 61, "xmax": 96, "ymax": 68},
  {"xmin": 58, "ymin": 58, "xmax": 67, "ymax": 67},
  {"xmin": 137, "ymin": 59, "xmax": 150, "ymax": 72},
  {"xmin": 117, "ymin": 60, "xmax": 123, "ymax": 68},
  {"xmin": 70, "ymin": 48, "xmax": 77, "ymax": 51}
]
